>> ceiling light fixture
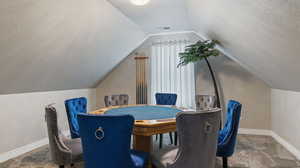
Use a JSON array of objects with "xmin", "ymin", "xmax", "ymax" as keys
[{"xmin": 130, "ymin": 0, "xmax": 150, "ymax": 6}]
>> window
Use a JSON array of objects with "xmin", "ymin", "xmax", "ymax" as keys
[{"xmin": 150, "ymin": 39, "xmax": 195, "ymax": 108}]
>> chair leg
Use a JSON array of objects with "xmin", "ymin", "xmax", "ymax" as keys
[
  {"xmin": 159, "ymin": 134, "xmax": 163, "ymax": 149},
  {"xmin": 169, "ymin": 132, "xmax": 173, "ymax": 144},
  {"xmin": 59, "ymin": 165, "xmax": 64, "ymax": 168},
  {"xmin": 174, "ymin": 132, "xmax": 178, "ymax": 146},
  {"xmin": 222, "ymin": 157, "xmax": 228, "ymax": 168}
]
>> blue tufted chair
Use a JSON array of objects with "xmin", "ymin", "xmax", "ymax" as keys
[
  {"xmin": 77, "ymin": 113, "xmax": 149, "ymax": 168},
  {"xmin": 155, "ymin": 93, "xmax": 178, "ymax": 148},
  {"xmin": 155, "ymin": 93, "xmax": 177, "ymax": 106},
  {"xmin": 65, "ymin": 97, "xmax": 87, "ymax": 139},
  {"xmin": 217, "ymin": 100, "xmax": 242, "ymax": 168}
]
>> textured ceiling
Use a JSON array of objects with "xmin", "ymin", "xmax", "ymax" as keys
[
  {"xmin": 107, "ymin": 0, "xmax": 192, "ymax": 33},
  {"xmin": 186, "ymin": 0, "xmax": 300, "ymax": 91},
  {"xmin": 0, "ymin": 0, "xmax": 145, "ymax": 94},
  {"xmin": 1, "ymin": 0, "xmax": 300, "ymax": 94}
]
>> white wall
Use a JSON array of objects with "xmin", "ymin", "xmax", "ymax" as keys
[
  {"xmin": 0, "ymin": 89, "xmax": 96, "ymax": 155},
  {"xmin": 96, "ymin": 53, "xmax": 138, "ymax": 108},
  {"xmin": 271, "ymin": 89, "xmax": 300, "ymax": 152}
]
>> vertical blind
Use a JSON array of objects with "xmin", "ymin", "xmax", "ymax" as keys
[{"xmin": 150, "ymin": 40, "xmax": 195, "ymax": 108}]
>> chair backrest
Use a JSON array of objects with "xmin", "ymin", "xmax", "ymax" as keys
[
  {"xmin": 77, "ymin": 114, "xmax": 135, "ymax": 168},
  {"xmin": 104, "ymin": 94, "xmax": 129, "ymax": 107},
  {"xmin": 45, "ymin": 105, "xmax": 71, "ymax": 165},
  {"xmin": 65, "ymin": 97, "xmax": 87, "ymax": 139},
  {"xmin": 155, "ymin": 93, "xmax": 177, "ymax": 105},
  {"xmin": 169, "ymin": 109, "xmax": 221, "ymax": 168},
  {"xmin": 195, "ymin": 95, "xmax": 216, "ymax": 110},
  {"xmin": 217, "ymin": 100, "xmax": 242, "ymax": 157}
]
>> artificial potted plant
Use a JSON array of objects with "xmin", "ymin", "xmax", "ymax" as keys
[{"xmin": 178, "ymin": 40, "xmax": 221, "ymax": 108}]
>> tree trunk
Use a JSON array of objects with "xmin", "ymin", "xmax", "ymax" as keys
[
  {"xmin": 204, "ymin": 58, "xmax": 221, "ymax": 108},
  {"xmin": 204, "ymin": 57, "xmax": 222, "ymax": 128}
]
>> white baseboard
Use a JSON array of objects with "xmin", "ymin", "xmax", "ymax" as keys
[
  {"xmin": 0, "ymin": 130, "xmax": 70, "ymax": 163},
  {"xmin": 0, "ymin": 138, "xmax": 48, "ymax": 163},
  {"xmin": 270, "ymin": 131, "xmax": 300, "ymax": 160},
  {"xmin": 238, "ymin": 128, "xmax": 272, "ymax": 136}
]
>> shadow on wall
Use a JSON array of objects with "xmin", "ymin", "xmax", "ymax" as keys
[
  {"xmin": 195, "ymin": 54, "xmax": 269, "ymax": 123},
  {"xmin": 196, "ymin": 54, "xmax": 256, "ymax": 82}
]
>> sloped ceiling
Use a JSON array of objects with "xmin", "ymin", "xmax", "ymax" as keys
[
  {"xmin": 108, "ymin": 0, "xmax": 192, "ymax": 33},
  {"xmin": 1, "ymin": 0, "xmax": 300, "ymax": 94},
  {"xmin": 186, "ymin": 0, "xmax": 300, "ymax": 91},
  {"xmin": 0, "ymin": 0, "xmax": 146, "ymax": 94}
]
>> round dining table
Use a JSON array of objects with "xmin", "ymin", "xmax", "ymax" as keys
[{"xmin": 89, "ymin": 104, "xmax": 189, "ymax": 153}]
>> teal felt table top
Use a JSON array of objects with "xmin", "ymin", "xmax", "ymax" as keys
[{"xmin": 105, "ymin": 105, "xmax": 182, "ymax": 120}]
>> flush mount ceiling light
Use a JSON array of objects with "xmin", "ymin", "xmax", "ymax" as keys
[{"xmin": 130, "ymin": 0, "xmax": 150, "ymax": 6}]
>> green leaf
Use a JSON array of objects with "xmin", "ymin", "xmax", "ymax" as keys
[{"xmin": 178, "ymin": 40, "xmax": 220, "ymax": 67}]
